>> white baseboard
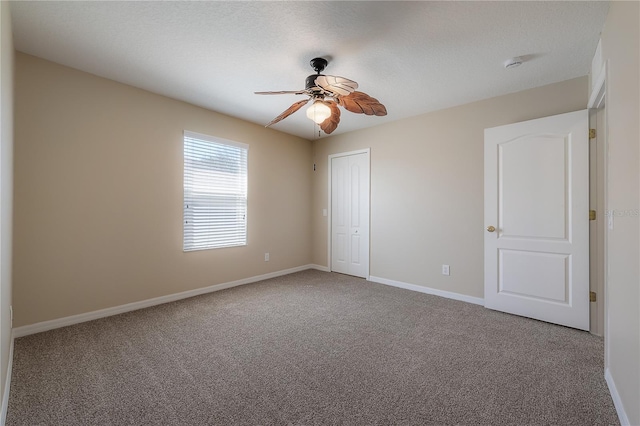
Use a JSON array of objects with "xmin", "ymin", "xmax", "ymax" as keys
[
  {"xmin": 309, "ymin": 264, "xmax": 330, "ymax": 272},
  {"xmin": 13, "ymin": 264, "xmax": 323, "ymax": 338},
  {"xmin": 605, "ymin": 368, "xmax": 630, "ymax": 425},
  {"xmin": 369, "ymin": 275, "xmax": 484, "ymax": 306},
  {"xmin": 0, "ymin": 334, "xmax": 14, "ymax": 426}
]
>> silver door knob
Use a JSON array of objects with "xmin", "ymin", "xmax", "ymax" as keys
[{"xmin": 487, "ymin": 226, "xmax": 496, "ymax": 232}]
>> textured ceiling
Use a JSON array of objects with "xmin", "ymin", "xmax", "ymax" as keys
[{"xmin": 10, "ymin": 1, "xmax": 609, "ymax": 140}]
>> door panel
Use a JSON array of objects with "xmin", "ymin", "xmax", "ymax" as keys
[
  {"xmin": 484, "ymin": 110, "xmax": 589, "ymax": 330},
  {"xmin": 332, "ymin": 156, "xmax": 349, "ymax": 273},
  {"xmin": 336, "ymin": 234, "xmax": 346, "ymax": 263},
  {"xmin": 351, "ymin": 164, "xmax": 360, "ymax": 227},
  {"xmin": 499, "ymin": 250, "xmax": 569, "ymax": 303},
  {"xmin": 351, "ymin": 235, "xmax": 361, "ymax": 264},
  {"xmin": 500, "ymin": 135, "xmax": 567, "ymax": 240}
]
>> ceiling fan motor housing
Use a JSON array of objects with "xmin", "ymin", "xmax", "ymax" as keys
[{"xmin": 305, "ymin": 74, "xmax": 323, "ymax": 91}]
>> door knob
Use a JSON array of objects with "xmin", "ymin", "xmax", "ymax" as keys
[{"xmin": 486, "ymin": 226, "xmax": 496, "ymax": 232}]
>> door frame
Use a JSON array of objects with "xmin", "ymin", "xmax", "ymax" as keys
[
  {"xmin": 327, "ymin": 148, "xmax": 371, "ymax": 279},
  {"xmin": 587, "ymin": 61, "xmax": 608, "ymax": 363}
]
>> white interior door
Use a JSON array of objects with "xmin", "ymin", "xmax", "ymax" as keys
[
  {"xmin": 331, "ymin": 151, "xmax": 370, "ymax": 278},
  {"xmin": 484, "ymin": 110, "xmax": 589, "ymax": 330}
]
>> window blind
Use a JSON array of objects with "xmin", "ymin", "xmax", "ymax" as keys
[{"xmin": 183, "ymin": 131, "xmax": 248, "ymax": 251}]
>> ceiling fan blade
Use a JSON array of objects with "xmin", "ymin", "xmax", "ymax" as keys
[
  {"xmin": 255, "ymin": 90, "xmax": 307, "ymax": 95},
  {"xmin": 265, "ymin": 98, "xmax": 310, "ymax": 127},
  {"xmin": 336, "ymin": 91, "xmax": 387, "ymax": 116},
  {"xmin": 319, "ymin": 101, "xmax": 341, "ymax": 135},
  {"xmin": 315, "ymin": 75, "xmax": 358, "ymax": 97}
]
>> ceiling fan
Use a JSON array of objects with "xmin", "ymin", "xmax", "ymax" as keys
[{"xmin": 255, "ymin": 57, "xmax": 387, "ymax": 135}]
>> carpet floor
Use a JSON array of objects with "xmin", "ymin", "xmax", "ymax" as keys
[{"xmin": 7, "ymin": 270, "xmax": 618, "ymax": 425}]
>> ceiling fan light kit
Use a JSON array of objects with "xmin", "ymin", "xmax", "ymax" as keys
[
  {"xmin": 255, "ymin": 57, "xmax": 387, "ymax": 135},
  {"xmin": 306, "ymin": 100, "xmax": 332, "ymax": 124}
]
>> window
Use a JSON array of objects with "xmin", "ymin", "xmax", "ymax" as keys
[{"xmin": 183, "ymin": 131, "xmax": 248, "ymax": 251}]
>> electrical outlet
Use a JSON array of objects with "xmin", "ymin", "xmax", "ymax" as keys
[
  {"xmin": 442, "ymin": 265, "xmax": 450, "ymax": 276},
  {"xmin": 264, "ymin": 252, "xmax": 270, "ymax": 262}
]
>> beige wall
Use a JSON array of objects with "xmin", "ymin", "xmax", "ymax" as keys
[
  {"xmin": 600, "ymin": 2, "xmax": 640, "ymax": 424},
  {"xmin": 13, "ymin": 53, "xmax": 312, "ymax": 327},
  {"xmin": 312, "ymin": 77, "xmax": 588, "ymax": 299},
  {"xmin": 0, "ymin": 0, "xmax": 14, "ymax": 413},
  {"xmin": 9, "ymin": 7, "xmax": 639, "ymax": 422}
]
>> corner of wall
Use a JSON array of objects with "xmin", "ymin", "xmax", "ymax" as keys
[{"xmin": 0, "ymin": 0, "xmax": 15, "ymax": 421}]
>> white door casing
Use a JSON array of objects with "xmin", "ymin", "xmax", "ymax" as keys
[
  {"xmin": 588, "ymin": 105, "xmax": 606, "ymax": 336},
  {"xmin": 484, "ymin": 110, "xmax": 589, "ymax": 330},
  {"xmin": 330, "ymin": 150, "xmax": 370, "ymax": 278}
]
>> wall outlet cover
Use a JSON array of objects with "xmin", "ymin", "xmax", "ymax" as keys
[{"xmin": 442, "ymin": 265, "xmax": 450, "ymax": 276}]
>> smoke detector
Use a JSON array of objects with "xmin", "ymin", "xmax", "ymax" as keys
[{"xmin": 504, "ymin": 57, "xmax": 523, "ymax": 69}]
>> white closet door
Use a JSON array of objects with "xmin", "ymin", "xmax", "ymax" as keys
[{"xmin": 331, "ymin": 152, "xmax": 369, "ymax": 278}]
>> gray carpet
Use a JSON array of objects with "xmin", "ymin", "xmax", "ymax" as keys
[{"xmin": 7, "ymin": 270, "xmax": 618, "ymax": 425}]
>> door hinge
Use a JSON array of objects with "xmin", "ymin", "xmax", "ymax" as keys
[
  {"xmin": 589, "ymin": 129, "xmax": 596, "ymax": 139},
  {"xmin": 589, "ymin": 210, "xmax": 596, "ymax": 220},
  {"xmin": 590, "ymin": 291, "xmax": 597, "ymax": 302}
]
